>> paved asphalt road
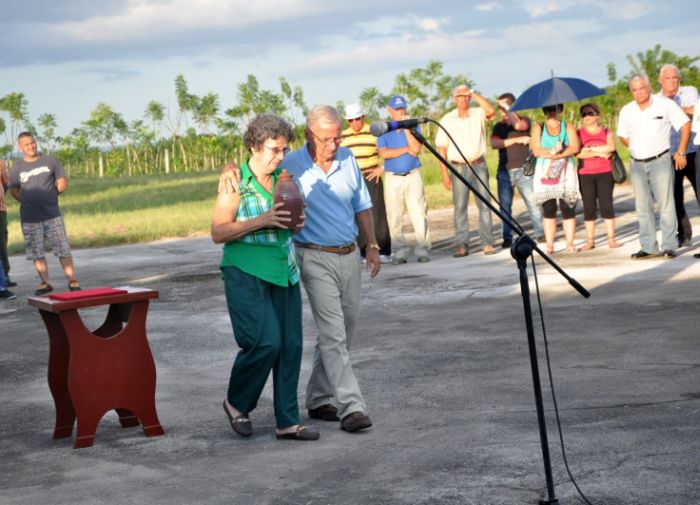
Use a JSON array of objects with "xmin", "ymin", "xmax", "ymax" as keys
[{"xmin": 1, "ymin": 185, "xmax": 699, "ymax": 504}]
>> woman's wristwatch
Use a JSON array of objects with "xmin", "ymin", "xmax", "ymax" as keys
[{"xmin": 367, "ymin": 243, "xmax": 380, "ymax": 251}]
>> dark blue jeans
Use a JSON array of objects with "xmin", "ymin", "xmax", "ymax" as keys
[{"xmin": 497, "ymin": 168, "xmax": 544, "ymax": 241}]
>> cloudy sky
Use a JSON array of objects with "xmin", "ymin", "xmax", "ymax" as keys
[{"xmin": 2, "ymin": 0, "xmax": 699, "ymax": 138}]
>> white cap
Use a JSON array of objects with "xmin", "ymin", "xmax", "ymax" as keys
[{"xmin": 344, "ymin": 103, "xmax": 365, "ymax": 120}]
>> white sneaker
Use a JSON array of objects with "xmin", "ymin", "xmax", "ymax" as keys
[{"xmin": 379, "ymin": 255, "xmax": 392, "ymax": 264}]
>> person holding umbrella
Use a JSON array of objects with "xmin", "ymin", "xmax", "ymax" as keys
[
  {"xmin": 530, "ymin": 104, "xmax": 581, "ymax": 254},
  {"xmin": 509, "ymin": 75, "xmax": 604, "ymax": 253}
]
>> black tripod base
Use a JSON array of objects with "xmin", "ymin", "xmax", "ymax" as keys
[
  {"xmin": 540, "ymin": 499, "xmax": 560, "ymax": 505},
  {"xmin": 511, "ymin": 234, "xmax": 536, "ymax": 261}
]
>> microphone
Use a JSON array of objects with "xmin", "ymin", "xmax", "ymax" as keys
[{"xmin": 369, "ymin": 118, "xmax": 429, "ymax": 137}]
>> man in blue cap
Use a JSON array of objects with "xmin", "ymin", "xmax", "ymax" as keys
[{"xmin": 377, "ymin": 96, "xmax": 431, "ymax": 264}]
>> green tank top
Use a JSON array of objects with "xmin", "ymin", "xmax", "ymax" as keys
[{"xmin": 220, "ymin": 159, "xmax": 299, "ymax": 287}]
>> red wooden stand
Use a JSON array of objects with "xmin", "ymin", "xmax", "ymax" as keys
[{"xmin": 28, "ymin": 287, "xmax": 165, "ymax": 448}]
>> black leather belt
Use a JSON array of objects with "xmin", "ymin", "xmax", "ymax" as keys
[
  {"xmin": 450, "ymin": 156, "xmax": 485, "ymax": 166},
  {"xmin": 632, "ymin": 149, "xmax": 669, "ymax": 163},
  {"xmin": 295, "ymin": 242, "xmax": 356, "ymax": 255},
  {"xmin": 388, "ymin": 170, "xmax": 415, "ymax": 177}
]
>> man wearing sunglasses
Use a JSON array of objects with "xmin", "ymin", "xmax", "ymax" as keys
[{"xmin": 341, "ymin": 103, "xmax": 392, "ymax": 263}]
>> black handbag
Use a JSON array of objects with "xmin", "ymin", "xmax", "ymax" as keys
[
  {"xmin": 522, "ymin": 152, "xmax": 536, "ymax": 176},
  {"xmin": 611, "ymin": 151, "xmax": 627, "ymax": 184}
]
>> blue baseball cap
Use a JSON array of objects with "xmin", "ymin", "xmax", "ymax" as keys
[{"xmin": 388, "ymin": 95, "xmax": 407, "ymax": 109}]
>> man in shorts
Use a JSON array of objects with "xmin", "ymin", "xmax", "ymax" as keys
[{"xmin": 9, "ymin": 132, "xmax": 80, "ymax": 295}]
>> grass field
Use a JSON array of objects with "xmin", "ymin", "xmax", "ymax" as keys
[
  {"xmin": 3, "ymin": 148, "xmax": 525, "ymax": 254},
  {"xmin": 5, "ymin": 172, "xmax": 222, "ymax": 254}
]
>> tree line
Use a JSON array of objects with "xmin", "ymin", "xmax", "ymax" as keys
[{"xmin": 0, "ymin": 44, "xmax": 697, "ymax": 178}]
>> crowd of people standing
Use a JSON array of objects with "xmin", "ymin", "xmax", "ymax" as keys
[
  {"xmin": 1, "ymin": 62, "xmax": 698, "ymax": 446},
  {"xmin": 206, "ymin": 63, "xmax": 698, "ymax": 443}
]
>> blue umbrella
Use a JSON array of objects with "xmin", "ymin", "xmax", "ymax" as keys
[{"xmin": 510, "ymin": 75, "xmax": 606, "ymax": 112}]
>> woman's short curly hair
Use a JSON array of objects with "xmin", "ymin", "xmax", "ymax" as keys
[{"xmin": 243, "ymin": 114, "xmax": 295, "ymax": 151}]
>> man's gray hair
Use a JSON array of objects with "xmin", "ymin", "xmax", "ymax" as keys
[
  {"xmin": 628, "ymin": 73, "xmax": 650, "ymax": 87},
  {"xmin": 452, "ymin": 84, "xmax": 470, "ymax": 96},
  {"xmin": 659, "ymin": 63, "xmax": 680, "ymax": 77},
  {"xmin": 306, "ymin": 105, "xmax": 342, "ymax": 129}
]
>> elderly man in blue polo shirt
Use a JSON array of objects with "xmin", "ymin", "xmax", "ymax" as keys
[
  {"xmin": 377, "ymin": 95, "xmax": 431, "ymax": 265},
  {"xmin": 282, "ymin": 105, "xmax": 379, "ymax": 433},
  {"xmin": 618, "ymin": 74, "xmax": 691, "ymax": 259}
]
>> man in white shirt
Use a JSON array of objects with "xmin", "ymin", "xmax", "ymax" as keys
[
  {"xmin": 657, "ymin": 64, "xmax": 697, "ymax": 247},
  {"xmin": 617, "ymin": 74, "xmax": 691, "ymax": 259},
  {"xmin": 436, "ymin": 84, "xmax": 496, "ymax": 257}
]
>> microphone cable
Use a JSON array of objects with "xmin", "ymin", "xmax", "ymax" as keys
[
  {"xmin": 531, "ymin": 256, "xmax": 595, "ymax": 505},
  {"xmin": 420, "ymin": 117, "xmax": 596, "ymax": 503}
]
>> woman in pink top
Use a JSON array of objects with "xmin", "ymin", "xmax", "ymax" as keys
[{"xmin": 576, "ymin": 102, "xmax": 620, "ymax": 249}]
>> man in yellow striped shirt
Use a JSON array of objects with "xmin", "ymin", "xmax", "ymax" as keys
[{"xmin": 341, "ymin": 103, "xmax": 391, "ymax": 262}]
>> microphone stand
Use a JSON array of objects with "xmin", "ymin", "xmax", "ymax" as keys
[{"xmin": 411, "ymin": 127, "xmax": 589, "ymax": 505}]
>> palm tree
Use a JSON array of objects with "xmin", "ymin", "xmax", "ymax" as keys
[
  {"xmin": 626, "ymin": 44, "xmax": 700, "ymax": 89},
  {"xmin": 192, "ymin": 92, "xmax": 219, "ymax": 134},
  {"xmin": 0, "ymin": 92, "xmax": 29, "ymax": 146},
  {"xmin": 359, "ymin": 87, "xmax": 386, "ymax": 122},
  {"xmin": 37, "ymin": 113, "xmax": 58, "ymax": 153},
  {"xmin": 144, "ymin": 100, "xmax": 165, "ymax": 138}
]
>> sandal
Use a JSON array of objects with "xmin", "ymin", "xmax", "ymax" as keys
[
  {"xmin": 582, "ymin": 241, "xmax": 595, "ymax": 250},
  {"xmin": 276, "ymin": 425, "xmax": 320, "ymax": 441},
  {"xmin": 68, "ymin": 280, "xmax": 81, "ymax": 291},
  {"xmin": 35, "ymin": 283, "xmax": 54, "ymax": 296},
  {"xmin": 222, "ymin": 400, "xmax": 252, "ymax": 437}
]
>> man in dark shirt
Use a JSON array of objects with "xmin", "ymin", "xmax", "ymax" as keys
[
  {"xmin": 9, "ymin": 132, "xmax": 80, "ymax": 295},
  {"xmin": 490, "ymin": 92, "xmax": 544, "ymax": 247}
]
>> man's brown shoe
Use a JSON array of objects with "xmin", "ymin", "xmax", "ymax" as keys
[
  {"xmin": 483, "ymin": 245, "xmax": 496, "ymax": 255},
  {"xmin": 308, "ymin": 404, "xmax": 339, "ymax": 421},
  {"xmin": 452, "ymin": 245, "xmax": 469, "ymax": 258},
  {"xmin": 340, "ymin": 411, "xmax": 372, "ymax": 432}
]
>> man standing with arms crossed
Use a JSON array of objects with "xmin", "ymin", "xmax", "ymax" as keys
[
  {"xmin": 617, "ymin": 74, "xmax": 690, "ymax": 259},
  {"xmin": 9, "ymin": 132, "xmax": 80, "ymax": 294},
  {"xmin": 436, "ymin": 84, "xmax": 497, "ymax": 257},
  {"xmin": 377, "ymin": 95, "xmax": 431, "ymax": 265},
  {"xmin": 657, "ymin": 64, "xmax": 698, "ymax": 247},
  {"xmin": 341, "ymin": 103, "xmax": 392, "ymax": 263}
]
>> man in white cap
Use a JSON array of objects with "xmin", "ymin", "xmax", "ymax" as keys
[{"xmin": 341, "ymin": 103, "xmax": 391, "ymax": 262}]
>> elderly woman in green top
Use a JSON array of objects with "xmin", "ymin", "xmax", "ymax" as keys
[{"xmin": 211, "ymin": 114, "xmax": 318, "ymax": 441}]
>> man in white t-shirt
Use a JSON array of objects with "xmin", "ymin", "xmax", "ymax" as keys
[
  {"xmin": 436, "ymin": 84, "xmax": 496, "ymax": 257},
  {"xmin": 617, "ymin": 74, "xmax": 690, "ymax": 259}
]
